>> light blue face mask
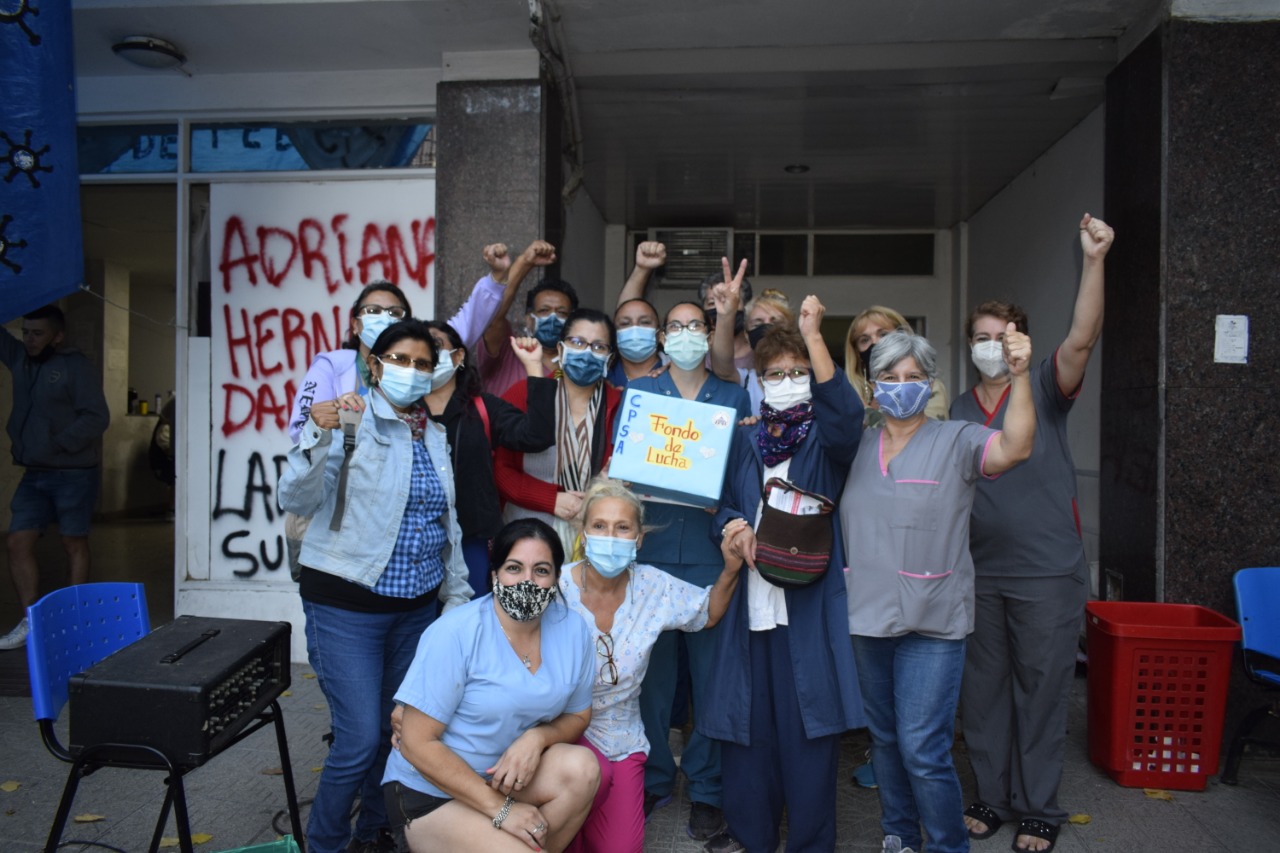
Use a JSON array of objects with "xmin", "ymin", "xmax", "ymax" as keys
[
  {"xmin": 358, "ymin": 311, "xmax": 397, "ymax": 350},
  {"xmin": 663, "ymin": 329, "xmax": 709, "ymax": 371},
  {"xmin": 873, "ymin": 380, "xmax": 932, "ymax": 420},
  {"xmin": 616, "ymin": 326, "xmax": 658, "ymax": 362},
  {"xmin": 377, "ymin": 361, "xmax": 433, "ymax": 407},
  {"xmin": 432, "ymin": 348, "xmax": 459, "ymax": 388},
  {"xmin": 584, "ymin": 534, "xmax": 638, "ymax": 578}
]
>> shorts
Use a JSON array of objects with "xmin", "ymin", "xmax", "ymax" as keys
[
  {"xmin": 384, "ymin": 780, "xmax": 451, "ymax": 845},
  {"xmin": 9, "ymin": 468, "xmax": 98, "ymax": 537}
]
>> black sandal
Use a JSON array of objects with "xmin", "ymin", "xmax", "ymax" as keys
[
  {"xmin": 1011, "ymin": 818, "xmax": 1059, "ymax": 853},
  {"xmin": 964, "ymin": 803, "xmax": 1003, "ymax": 840}
]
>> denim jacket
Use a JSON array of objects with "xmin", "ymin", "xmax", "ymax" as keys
[{"xmin": 278, "ymin": 391, "xmax": 471, "ymax": 610}]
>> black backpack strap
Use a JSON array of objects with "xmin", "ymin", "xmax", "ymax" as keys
[{"xmin": 328, "ymin": 408, "xmax": 361, "ymax": 531}]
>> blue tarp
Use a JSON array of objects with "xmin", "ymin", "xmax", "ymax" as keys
[{"xmin": 1, "ymin": 0, "xmax": 84, "ymax": 322}]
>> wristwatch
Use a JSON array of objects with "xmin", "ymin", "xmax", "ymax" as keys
[{"xmin": 492, "ymin": 795, "xmax": 514, "ymax": 829}]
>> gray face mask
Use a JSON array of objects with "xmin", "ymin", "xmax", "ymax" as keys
[{"xmin": 492, "ymin": 578, "xmax": 556, "ymax": 622}]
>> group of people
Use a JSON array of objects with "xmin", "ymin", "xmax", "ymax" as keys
[{"xmin": 271, "ymin": 212, "xmax": 1113, "ymax": 853}]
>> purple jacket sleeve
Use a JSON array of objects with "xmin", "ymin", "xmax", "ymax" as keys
[
  {"xmin": 289, "ymin": 353, "xmax": 343, "ymax": 444},
  {"xmin": 446, "ymin": 275, "xmax": 505, "ymax": 349}
]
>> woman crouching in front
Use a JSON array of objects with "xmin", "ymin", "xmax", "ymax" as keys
[{"xmin": 383, "ymin": 518, "xmax": 600, "ymax": 852}]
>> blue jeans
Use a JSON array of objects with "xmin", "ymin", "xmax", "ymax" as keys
[
  {"xmin": 852, "ymin": 633, "xmax": 969, "ymax": 853},
  {"xmin": 10, "ymin": 467, "xmax": 98, "ymax": 535},
  {"xmin": 303, "ymin": 600, "xmax": 436, "ymax": 853},
  {"xmin": 462, "ymin": 535, "xmax": 490, "ymax": 598}
]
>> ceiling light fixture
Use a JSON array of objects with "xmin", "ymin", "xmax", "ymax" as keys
[
  {"xmin": 784, "ymin": 164, "xmax": 810, "ymax": 174},
  {"xmin": 111, "ymin": 35, "xmax": 187, "ymax": 71}
]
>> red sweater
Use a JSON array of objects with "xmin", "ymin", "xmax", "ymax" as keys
[{"xmin": 494, "ymin": 381, "xmax": 622, "ymax": 513}]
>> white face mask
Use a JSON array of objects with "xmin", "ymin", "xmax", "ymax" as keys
[
  {"xmin": 970, "ymin": 339, "xmax": 1009, "ymax": 379},
  {"xmin": 432, "ymin": 348, "xmax": 459, "ymax": 388},
  {"xmin": 762, "ymin": 375, "xmax": 813, "ymax": 411}
]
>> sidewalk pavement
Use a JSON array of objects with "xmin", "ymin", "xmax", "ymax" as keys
[{"xmin": 2, "ymin": 653, "xmax": 1278, "ymax": 852}]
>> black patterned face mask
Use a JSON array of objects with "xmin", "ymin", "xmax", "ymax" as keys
[{"xmin": 493, "ymin": 579, "xmax": 557, "ymax": 622}]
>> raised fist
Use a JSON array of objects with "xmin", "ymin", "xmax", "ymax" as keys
[
  {"xmin": 1079, "ymin": 214, "xmax": 1115, "ymax": 261},
  {"xmin": 798, "ymin": 295, "xmax": 825, "ymax": 339},
  {"xmin": 483, "ymin": 243, "xmax": 511, "ymax": 278},
  {"xmin": 522, "ymin": 240, "xmax": 557, "ymax": 267},
  {"xmin": 635, "ymin": 241, "xmax": 666, "ymax": 270}
]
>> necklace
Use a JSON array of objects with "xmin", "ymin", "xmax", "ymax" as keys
[{"xmin": 500, "ymin": 623, "xmax": 535, "ymax": 670}]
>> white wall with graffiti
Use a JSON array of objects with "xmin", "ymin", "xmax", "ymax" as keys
[{"xmin": 179, "ymin": 178, "xmax": 436, "ymax": 660}]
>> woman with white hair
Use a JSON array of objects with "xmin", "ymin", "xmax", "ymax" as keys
[
  {"xmin": 560, "ymin": 478, "xmax": 745, "ymax": 853},
  {"xmin": 841, "ymin": 328, "xmax": 1036, "ymax": 853}
]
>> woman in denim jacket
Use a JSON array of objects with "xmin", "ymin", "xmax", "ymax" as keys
[{"xmin": 279, "ymin": 318, "xmax": 471, "ymax": 853}]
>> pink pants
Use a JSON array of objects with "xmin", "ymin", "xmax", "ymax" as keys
[{"xmin": 565, "ymin": 738, "xmax": 646, "ymax": 853}]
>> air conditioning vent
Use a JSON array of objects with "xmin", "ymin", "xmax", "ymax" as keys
[{"xmin": 647, "ymin": 228, "xmax": 732, "ymax": 288}]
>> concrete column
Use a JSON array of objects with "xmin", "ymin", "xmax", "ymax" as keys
[
  {"xmin": 1101, "ymin": 19, "xmax": 1280, "ymax": 615},
  {"xmin": 434, "ymin": 78, "xmax": 563, "ymax": 325},
  {"xmin": 94, "ymin": 261, "xmax": 137, "ymax": 516},
  {"xmin": 1102, "ymin": 13, "xmax": 1280, "ymax": 761}
]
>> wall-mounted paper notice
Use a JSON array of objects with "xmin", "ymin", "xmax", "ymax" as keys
[{"xmin": 1213, "ymin": 315, "xmax": 1248, "ymax": 364}]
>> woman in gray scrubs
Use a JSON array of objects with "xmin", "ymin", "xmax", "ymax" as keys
[{"xmin": 841, "ymin": 329, "xmax": 1036, "ymax": 853}]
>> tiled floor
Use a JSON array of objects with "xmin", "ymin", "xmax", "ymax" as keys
[{"xmin": 2, "ymin": 521, "xmax": 1279, "ymax": 852}]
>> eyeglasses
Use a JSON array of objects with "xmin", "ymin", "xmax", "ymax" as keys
[
  {"xmin": 358, "ymin": 304, "xmax": 407, "ymax": 319},
  {"xmin": 596, "ymin": 633, "xmax": 618, "ymax": 686},
  {"xmin": 379, "ymin": 352, "xmax": 433, "ymax": 373},
  {"xmin": 532, "ymin": 306, "xmax": 571, "ymax": 319},
  {"xmin": 761, "ymin": 367, "xmax": 812, "ymax": 385},
  {"xmin": 563, "ymin": 336, "xmax": 612, "ymax": 356},
  {"xmin": 664, "ymin": 319, "xmax": 708, "ymax": 335}
]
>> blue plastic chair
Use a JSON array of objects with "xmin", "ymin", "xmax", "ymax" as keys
[
  {"xmin": 1220, "ymin": 567, "xmax": 1280, "ymax": 785},
  {"xmin": 26, "ymin": 583, "xmax": 172, "ymax": 849},
  {"xmin": 27, "ymin": 584, "xmax": 305, "ymax": 852}
]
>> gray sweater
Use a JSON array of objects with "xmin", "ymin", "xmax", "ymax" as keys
[{"xmin": 1, "ymin": 328, "xmax": 109, "ymax": 469}]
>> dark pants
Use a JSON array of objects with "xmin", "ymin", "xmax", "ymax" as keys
[
  {"xmin": 720, "ymin": 627, "xmax": 840, "ymax": 853},
  {"xmin": 962, "ymin": 573, "xmax": 1086, "ymax": 825}
]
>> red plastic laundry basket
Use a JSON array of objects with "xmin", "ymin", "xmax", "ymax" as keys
[{"xmin": 1085, "ymin": 601, "xmax": 1241, "ymax": 791}]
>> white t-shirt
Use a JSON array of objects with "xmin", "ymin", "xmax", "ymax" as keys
[{"xmin": 748, "ymin": 458, "xmax": 791, "ymax": 629}]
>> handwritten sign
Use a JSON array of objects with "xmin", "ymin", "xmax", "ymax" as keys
[
  {"xmin": 611, "ymin": 389, "xmax": 735, "ymax": 507},
  {"xmin": 209, "ymin": 179, "xmax": 435, "ymax": 581}
]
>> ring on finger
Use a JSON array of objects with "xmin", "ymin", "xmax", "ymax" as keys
[{"xmin": 533, "ymin": 823, "xmax": 547, "ymax": 834}]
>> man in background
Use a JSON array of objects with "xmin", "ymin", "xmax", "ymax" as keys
[{"xmin": 0, "ymin": 304, "xmax": 110, "ymax": 649}]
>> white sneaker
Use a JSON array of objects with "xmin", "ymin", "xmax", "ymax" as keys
[
  {"xmin": 882, "ymin": 836, "xmax": 916, "ymax": 853},
  {"xmin": 0, "ymin": 616, "xmax": 29, "ymax": 650}
]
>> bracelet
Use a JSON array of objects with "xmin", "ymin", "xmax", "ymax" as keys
[{"xmin": 492, "ymin": 795, "xmax": 514, "ymax": 829}]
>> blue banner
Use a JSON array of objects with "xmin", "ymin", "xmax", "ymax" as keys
[{"xmin": 1, "ymin": 0, "xmax": 84, "ymax": 322}]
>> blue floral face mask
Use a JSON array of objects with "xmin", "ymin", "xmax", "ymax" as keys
[
  {"xmin": 584, "ymin": 535, "xmax": 637, "ymax": 578},
  {"xmin": 616, "ymin": 326, "xmax": 658, "ymax": 362},
  {"xmin": 873, "ymin": 380, "xmax": 932, "ymax": 420},
  {"xmin": 560, "ymin": 347, "xmax": 608, "ymax": 386},
  {"xmin": 533, "ymin": 314, "xmax": 566, "ymax": 348}
]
